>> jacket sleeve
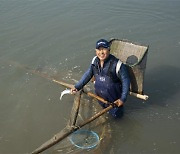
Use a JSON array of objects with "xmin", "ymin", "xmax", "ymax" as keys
[
  {"xmin": 118, "ymin": 64, "xmax": 130, "ymax": 102},
  {"xmin": 75, "ymin": 64, "xmax": 94, "ymax": 90}
]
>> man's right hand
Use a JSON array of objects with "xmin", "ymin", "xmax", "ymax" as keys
[{"xmin": 70, "ymin": 87, "xmax": 78, "ymax": 94}]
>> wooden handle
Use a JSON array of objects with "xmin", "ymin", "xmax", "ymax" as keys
[
  {"xmin": 129, "ymin": 91, "xmax": 149, "ymax": 100},
  {"xmin": 9, "ymin": 61, "xmax": 149, "ymax": 101},
  {"xmin": 52, "ymin": 79, "xmax": 149, "ymax": 101}
]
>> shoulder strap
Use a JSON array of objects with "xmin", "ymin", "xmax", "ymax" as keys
[
  {"xmin": 91, "ymin": 56, "xmax": 97, "ymax": 64},
  {"xmin": 91, "ymin": 56, "xmax": 99, "ymax": 75},
  {"xmin": 116, "ymin": 59, "xmax": 122, "ymax": 76}
]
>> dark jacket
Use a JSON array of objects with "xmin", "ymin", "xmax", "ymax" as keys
[{"xmin": 75, "ymin": 54, "xmax": 130, "ymax": 103}]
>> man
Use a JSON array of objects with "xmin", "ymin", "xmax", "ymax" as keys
[{"xmin": 71, "ymin": 39, "xmax": 130, "ymax": 118}]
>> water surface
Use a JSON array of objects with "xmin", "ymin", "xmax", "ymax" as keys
[{"xmin": 0, "ymin": 0, "xmax": 180, "ymax": 153}]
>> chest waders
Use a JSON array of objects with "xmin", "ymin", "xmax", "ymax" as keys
[{"xmin": 94, "ymin": 64, "xmax": 124, "ymax": 118}]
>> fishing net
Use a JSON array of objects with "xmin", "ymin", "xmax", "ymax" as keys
[
  {"xmin": 53, "ymin": 92, "xmax": 112, "ymax": 154},
  {"xmin": 53, "ymin": 40, "xmax": 149, "ymax": 153}
]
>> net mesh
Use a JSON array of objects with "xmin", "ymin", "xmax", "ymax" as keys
[{"xmin": 54, "ymin": 92, "xmax": 112, "ymax": 154}]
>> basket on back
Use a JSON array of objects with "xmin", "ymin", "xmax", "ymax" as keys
[{"xmin": 110, "ymin": 39, "xmax": 148, "ymax": 95}]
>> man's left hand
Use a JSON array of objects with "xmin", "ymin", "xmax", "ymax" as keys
[{"xmin": 114, "ymin": 99, "xmax": 124, "ymax": 107}]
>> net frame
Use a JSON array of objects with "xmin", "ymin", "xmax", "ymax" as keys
[{"xmin": 69, "ymin": 129, "xmax": 100, "ymax": 149}]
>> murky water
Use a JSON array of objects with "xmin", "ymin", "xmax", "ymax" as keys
[{"xmin": 0, "ymin": 0, "xmax": 180, "ymax": 153}]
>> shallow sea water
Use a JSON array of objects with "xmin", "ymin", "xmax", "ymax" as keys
[{"xmin": 0, "ymin": 0, "xmax": 180, "ymax": 153}]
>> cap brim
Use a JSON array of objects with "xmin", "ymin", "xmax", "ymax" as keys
[{"xmin": 96, "ymin": 44, "xmax": 109, "ymax": 49}]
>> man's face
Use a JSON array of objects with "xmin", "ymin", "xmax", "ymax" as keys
[{"xmin": 95, "ymin": 47, "xmax": 110, "ymax": 61}]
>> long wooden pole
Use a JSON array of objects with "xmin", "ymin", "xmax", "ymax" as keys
[
  {"xmin": 8, "ymin": 60, "xmax": 148, "ymax": 100},
  {"xmin": 52, "ymin": 79, "xmax": 148, "ymax": 100},
  {"xmin": 71, "ymin": 90, "xmax": 82, "ymax": 126},
  {"xmin": 9, "ymin": 60, "xmax": 148, "ymax": 153},
  {"xmin": 67, "ymin": 91, "xmax": 82, "ymax": 127},
  {"xmin": 31, "ymin": 76, "xmax": 115, "ymax": 153},
  {"xmin": 31, "ymin": 105, "xmax": 113, "ymax": 154}
]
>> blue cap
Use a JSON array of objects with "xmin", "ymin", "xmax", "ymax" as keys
[{"xmin": 96, "ymin": 39, "xmax": 110, "ymax": 49}]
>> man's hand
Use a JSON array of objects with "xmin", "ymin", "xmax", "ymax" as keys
[
  {"xmin": 114, "ymin": 99, "xmax": 124, "ymax": 107},
  {"xmin": 70, "ymin": 87, "xmax": 78, "ymax": 94}
]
